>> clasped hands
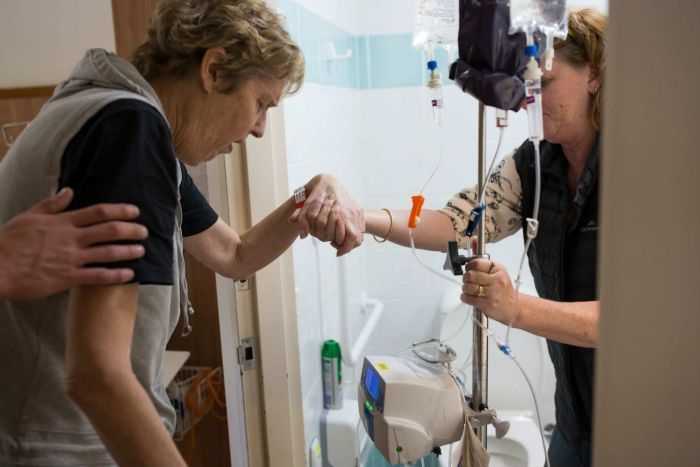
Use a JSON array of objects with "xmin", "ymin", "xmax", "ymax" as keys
[{"xmin": 288, "ymin": 174, "xmax": 365, "ymax": 257}]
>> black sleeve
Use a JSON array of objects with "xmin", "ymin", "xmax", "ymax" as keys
[
  {"xmin": 179, "ymin": 161, "xmax": 219, "ymax": 237},
  {"xmin": 59, "ymin": 99, "xmax": 177, "ymax": 285}
]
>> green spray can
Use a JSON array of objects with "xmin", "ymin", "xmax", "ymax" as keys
[{"xmin": 322, "ymin": 340, "xmax": 343, "ymax": 409}]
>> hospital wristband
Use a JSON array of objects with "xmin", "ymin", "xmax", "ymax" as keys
[{"xmin": 293, "ymin": 186, "xmax": 307, "ymax": 208}]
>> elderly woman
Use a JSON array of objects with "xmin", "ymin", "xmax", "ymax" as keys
[
  {"xmin": 362, "ymin": 9, "xmax": 605, "ymax": 467},
  {"xmin": 0, "ymin": 0, "xmax": 361, "ymax": 465}
]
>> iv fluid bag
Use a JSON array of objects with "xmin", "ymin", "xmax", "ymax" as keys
[
  {"xmin": 413, "ymin": 0, "xmax": 459, "ymax": 48},
  {"xmin": 449, "ymin": 0, "xmax": 528, "ymax": 111},
  {"xmin": 509, "ymin": 0, "xmax": 567, "ymax": 38}
]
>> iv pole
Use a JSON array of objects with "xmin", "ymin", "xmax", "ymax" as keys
[{"xmin": 472, "ymin": 101, "xmax": 489, "ymax": 445}]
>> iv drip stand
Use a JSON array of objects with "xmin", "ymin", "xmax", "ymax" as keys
[{"xmin": 472, "ymin": 102, "xmax": 489, "ymax": 446}]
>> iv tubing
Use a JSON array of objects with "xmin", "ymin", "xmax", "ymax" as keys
[
  {"xmin": 508, "ymin": 141, "xmax": 542, "ymax": 345},
  {"xmin": 420, "ymin": 140, "xmax": 444, "ymax": 194},
  {"xmin": 407, "ymin": 121, "xmax": 506, "ymax": 283},
  {"xmin": 478, "ymin": 126, "xmax": 506, "ymax": 204},
  {"xmin": 408, "ymin": 103, "xmax": 445, "ymax": 229},
  {"xmin": 407, "ymin": 226, "xmax": 549, "ymax": 467},
  {"xmin": 507, "ymin": 38, "xmax": 544, "ymax": 345},
  {"xmin": 471, "ymin": 314, "xmax": 551, "ymax": 467},
  {"xmin": 440, "ymin": 302, "xmax": 472, "ymax": 344},
  {"xmin": 450, "ymin": 310, "xmax": 550, "ymax": 467},
  {"xmin": 409, "ymin": 230, "xmax": 461, "ymax": 286},
  {"xmin": 419, "ymin": 109, "xmax": 445, "ymax": 195},
  {"xmin": 509, "ymin": 352, "xmax": 551, "ymax": 467},
  {"xmin": 434, "ymin": 301, "xmax": 474, "ymax": 372},
  {"xmin": 393, "ymin": 305, "xmax": 549, "ymax": 467},
  {"xmin": 408, "ymin": 229, "xmax": 549, "ymax": 467},
  {"xmin": 399, "ymin": 348, "xmax": 469, "ymax": 388}
]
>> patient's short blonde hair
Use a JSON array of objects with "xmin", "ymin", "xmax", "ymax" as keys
[{"xmin": 132, "ymin": 0, "xmax": 304, "ymax": 95}]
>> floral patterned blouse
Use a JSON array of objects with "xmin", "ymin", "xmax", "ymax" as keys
[{"xmin": 440, "ymin": 150, "xmax": 524, "ymax": 246}]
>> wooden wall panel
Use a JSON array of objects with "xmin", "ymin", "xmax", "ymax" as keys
[{"xmin": 111, "ymin": 0, "xmax": 161, "ymax": 59}]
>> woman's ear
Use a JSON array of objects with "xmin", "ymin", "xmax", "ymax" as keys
[
  {"xmin": 200, "ymin": 47, "xmax": 227, "ymax": 93},
  {"xmin": 587, "ymin": 64, "xmax": 602, "ymax": 94}
]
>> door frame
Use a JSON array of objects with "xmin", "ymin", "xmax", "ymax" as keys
[
  {"xmin": 208, "ymin": 96, "xmax": 305, "ymax": 467},
  {"xmin": 243, "ymin": 99, "xmax": 306, "ymax": 466},
  {"xmin": 205, "ymin": 155, "xmax": 253, "ymax": 467}
]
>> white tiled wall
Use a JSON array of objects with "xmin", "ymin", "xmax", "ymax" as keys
[
  {"xmin": 285, "ymin": 82, "xmax": 371, "ymax": 449},
  {"xmin": 358, "ymin": 0, "xmax": 414, "ymax": 36},
  {"xmin": 292, "ymin": 0, "xmax": 364, "ymax": 35}
]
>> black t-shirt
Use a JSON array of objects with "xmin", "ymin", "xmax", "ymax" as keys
[{"xmin": 59, "ymin": 99, "xmax": 218, "ymax": 285}]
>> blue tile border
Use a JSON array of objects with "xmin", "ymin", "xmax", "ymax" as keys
[
  {"xmin": 278, "ymin": 1, "xmax": 452, "ymax": 89},
  {"xmin": 367, "ymin": 34, "xmax": 423, "ymax": 89}
]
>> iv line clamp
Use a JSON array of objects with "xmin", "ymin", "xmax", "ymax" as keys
[{"xmin": 443, "ymin": 241, "xmax": 490, "ymax": 276}]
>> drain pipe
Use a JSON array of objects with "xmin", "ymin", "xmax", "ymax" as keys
[{"xmin": 472, "ymin": 102, "xmax": 489, "ymax": 446}]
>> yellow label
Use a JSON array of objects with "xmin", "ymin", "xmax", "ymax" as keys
[{"xmin": 377, "ymin": 363, "xmax": 389, "ymax": 371}]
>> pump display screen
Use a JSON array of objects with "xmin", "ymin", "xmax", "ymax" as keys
[{"xmin": 364, "ymin": 365, "xmax": 381, "ymax": 400}]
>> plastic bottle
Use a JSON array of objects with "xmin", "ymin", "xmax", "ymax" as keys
[{"xmin": 322, "ymin": 340, "xmax": 343, "ymax": 409}]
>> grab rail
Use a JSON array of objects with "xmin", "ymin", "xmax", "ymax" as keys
[{"xmin": 338, "ymin": 256, "xmax": 384, "ymax": 368}]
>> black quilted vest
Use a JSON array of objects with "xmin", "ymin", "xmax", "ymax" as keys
[{"xmin": 514, "ymin": 137, "xmax": 600, "ymax": 459}]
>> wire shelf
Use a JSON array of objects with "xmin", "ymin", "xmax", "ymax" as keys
[{"xmin": 166, "ymin": 365, "xmax": 225, "ymax": 441}]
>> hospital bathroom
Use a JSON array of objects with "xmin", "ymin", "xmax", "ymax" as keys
[
  {"xmin": 0, "ymin": 0, "xmax": 697, "ymax": 466},
  {"xmin": 279, "ymin": 0, "xmax": 606, "ymax": 465}
]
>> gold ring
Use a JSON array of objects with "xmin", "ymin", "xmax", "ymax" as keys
[{"xmin": 475, "ymin": 284, "xmax": 486, "ymax": 298}]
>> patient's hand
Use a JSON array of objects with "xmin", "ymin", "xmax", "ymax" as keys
[{"xmin": 289, "ymin": 174, "xmax": 364, "ymax": 256}]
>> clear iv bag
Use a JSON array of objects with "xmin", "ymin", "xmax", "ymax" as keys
[
  {"xmin": 413, "ymin": 0, "xmax": 459, "ymax": 49},
  {"xmin": 509, "ymin": 0, "xmax": 568, "ymax": 38},
  {"xmin": 510, "ymin": 0, "xmax": 567, "ymax": 70}
]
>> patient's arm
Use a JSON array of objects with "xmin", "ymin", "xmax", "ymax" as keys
[{"xmin": 64, "ymin": 284, "xmax": 186, "ymax": 466}]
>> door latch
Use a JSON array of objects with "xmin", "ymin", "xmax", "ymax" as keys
[{"xmin": 238, "ymin": 337, "xmax": 256, "ymax": 370}]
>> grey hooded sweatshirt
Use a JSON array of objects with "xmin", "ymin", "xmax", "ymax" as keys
[{"xmin": 0, "ymin": 49, "xmax": 186, "ymax": 466}]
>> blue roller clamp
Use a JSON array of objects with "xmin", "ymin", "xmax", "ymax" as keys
[{"xmin": 466, "ymin": 203, "xmax": 486, "ymax": 237}]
